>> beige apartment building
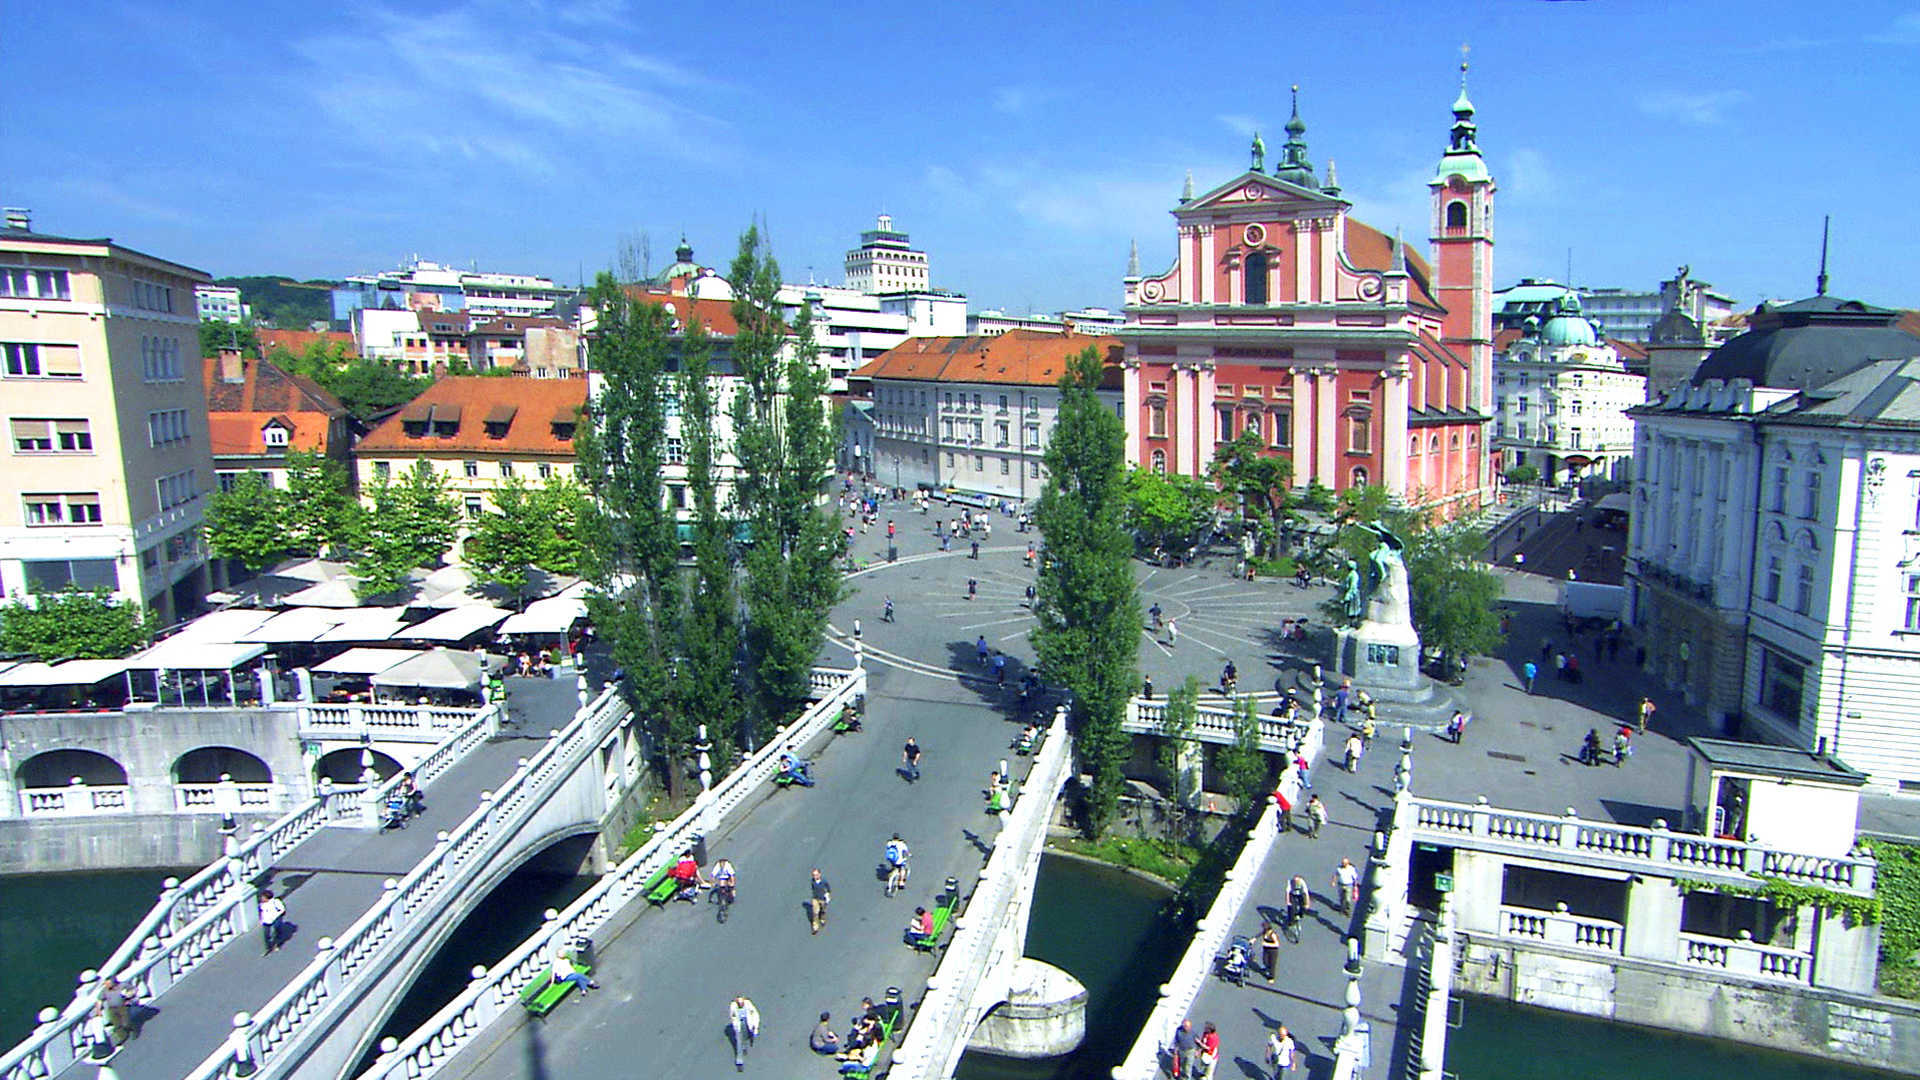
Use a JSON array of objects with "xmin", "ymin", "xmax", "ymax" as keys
[{"xmin": 0, "ymin": 213, "xmax": 217, "ymax": 623}]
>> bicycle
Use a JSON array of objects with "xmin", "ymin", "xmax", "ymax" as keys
[
  {"xmin": 712, "ymin": 880, "xmax": 735, "ymax": 923},
  {"xmin": 886, "ymin": 859, "xmax": 910, "ymax": 897},
  {"xmin": 1279, "ymin": 904, "xmax": 1303, "ymax": 944}
]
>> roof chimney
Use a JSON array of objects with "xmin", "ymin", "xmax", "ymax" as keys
[
  {"xmin": 218, "ymin": 347, "xmax": 246, "ymax": 384},
  {"xmin": 2, "ymin": 207, "xmax": 29, "ymax": 232}
]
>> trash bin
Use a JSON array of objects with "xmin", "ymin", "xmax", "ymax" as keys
[
  {"xmin": 690, "ymin": 833, "xmax": 709, "ymax": 867},
  {"xmin": 568, "ymin": 933, "xmax": 595, "ymax": 969}
]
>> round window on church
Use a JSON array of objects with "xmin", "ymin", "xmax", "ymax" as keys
[{"xmin": 1243, "ymin": 223, "xmax": 1266, "ymax": 246}]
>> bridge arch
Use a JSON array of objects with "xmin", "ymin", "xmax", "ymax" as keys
[
  {"xmin": 16, "ymin": 748, "xmax": 127, "ymax": 788},
  {"xmin": 174, "ymin": 746, "xmax": 273, "ymax": 784},
  {"xmin": 315, "ymin": 747, "xmax": 403, "ymax": 786}
]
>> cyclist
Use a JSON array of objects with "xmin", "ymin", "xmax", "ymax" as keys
[
  {"xmin": 708, "ymin": 857, "xmax": 738, "ymax": 919},
  {"xmin": 1221, "ymin": 660, "xmax": 1238, "ymax": 696},
  {"xmin": 883, "ymin": 834, "xmax": 911, "ymax": 896},
  {"xmin": 1285, "ymin": 873, "xmax": 1312, "ymax": 937}
]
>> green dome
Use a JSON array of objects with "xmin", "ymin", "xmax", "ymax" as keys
[{"xmin": 1541, "ymin": 313, "xmax": 1599, "ymax": 347}]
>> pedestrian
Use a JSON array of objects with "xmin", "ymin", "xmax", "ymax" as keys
[
  {"xmin": 1522, "ymin": 660, "xmax": 1538, "ymax": 694},
  {"xmin": 1198, "ymin": 1021, "xmax": 1220, "ymax": 1076},
  {"xmin": 1025, "ymin": 583, "xmax": 1036, "ymax": 607},
  {"xmin": 941, "ymin": 533, "xmax": 950, "ymax": 551},
  {"xmin": 1025, "ymin": 542, "xmax": 1036, "ymax": 566},
  {"xmin": 1447, "ymin": 710, "xmax": 1468, "ymax": 744},
  {"xmin": 729, "ymin": 995, "xmax": 760, "ymax": 1071},
  {"xmin": 1267, "ymin": 1025, "xmax": 1299, "ymax": 1076},
  {"xmin": 1166, "ymin": 618, "xmax": 1178, "ymax": 648},
  {"xmin": 1566, "ymin": 654, "xmax": 1582, "ymax": 683},
  {"xmin": 967, "ymin": 577, "xmax": 977, "ymax": 600},
  {"xmin": 977, "ymin": 635, "xmax": 990, "ymax": 666},
  {"xmin": 1540, "ymin": 637, "xmax": 1552, "ymax": 663},
  {"xmin": 971, "ymin": 539, "xmax": 980, "ymax": 560},
  {"xmin": 1554, "ymin": 652, "xmax": 1568, "ymax": 681},
  {"xmin": 1295, "ymin": 752, "xmax": 1312, "ymax": 791},
  {"xmin": 1306, "ymin": 794, "xmax": 1327, "ymax": 839},
  {"xmin": 1580, "ymin": 728, "xmax": 1602, "ymax": 767},
  {"xmin": 994, "ymin": 653, "xmax": 1007, "ymax": 686},
  {"xmin": 1334, "ymin": 857, "xmax": 1360, "ymax": 915},
  {"xmin": 902, "ymin": 736, "xmax": 922, "ymax": 781},
  {"xmin": 1614, "ymin": 726, "xmax": 1633, "ymax": 767},
  {"xmin": 1149, "ymin": 602, "xmax": 1163, "ymax": 629},
  {"xmin": 1142, "ymin": 675, "xmax": 1155, "ymax": 700},
  {"xmin": 808, "ymin": 868, "xmax": 832, "ymax": 934},
  {"xmin": 887, "ymin": 519, "xmax": 896, "ymax": 540},
  {"xmin": 1259, "ymin": 923, "xmax": 1281, "ymax": 983},
  {"xmin": 99, "ymin": 976, "xmax": 133, "ymax": 1046},
  {"xmin": 1171, "ymin": 1018, "xmax": 1197, "ymax": 1079},
  {"xmin": 259, "ymin": 889, "xmax": 287, "ymax": 955},
  {"xmin": 1637, "ymin": 696, "xmax": 1656, "ymax": 734},
  {"xmin": 1342, "ymin": 732, "xmax": 1364, "ymax": 772}
]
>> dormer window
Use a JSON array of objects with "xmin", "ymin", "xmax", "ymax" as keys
[
  {"xmin": 262, "ymin": 423, "xmax": 290, "ymax": 449},
  {"xmin": 551, "ymin": 406, "xmax": 578, "ymax": 441},
  {"xmin": 431, "ymin": 403, "xmax": 462, "ymax": 438},
  {"xmin": 484, "ymin": 403, "xmax": 518, "ymax": 439}
]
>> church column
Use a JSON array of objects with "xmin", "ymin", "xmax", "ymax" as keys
[
  {"xmin": 1318, "ymin": 218, "xmax": 1338, "ymax": 304},
  {"xmin": 1315, "ymin": 369, "xmax": 1339, "ymax": 487},
  {"xmin": 1198, "ymin": 226, "xmax": 1217, "ymax": 306},
  {"xmin": 1291, "ymin": 374, "xmax": 1313, "ymax": 479},
  {"xmin": 1179, "ymin": 227, "xmax": 1197, "ymax": 305},
  {"xmin": 1293, "ymin": 221, "xmax": 1313, "ymax": 304},
  {"xmin": 1173, "ymin": 363, "xmax": 1198, "ymax": 477},
  {"xmin": 1383, "ymin": 366, "xmax": 1411, "ymax": 498},
  {"xmin": 1122, "ymin": 356, "xmax": 1143, "ymax": 464},
  {"xmin": 1193, "ymin": 362, "xmax": 1219, "ymax": 475}
]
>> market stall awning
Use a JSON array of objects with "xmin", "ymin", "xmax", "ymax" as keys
[
  {"xmin": 0, "ymin": 659, "xmax": 131, "ymax": 687},
  {"xmin": 498, "ymin": 595, "xmax": 588, "ymax": 636},
  {"xmin": 126, "ymin": 640, "xmax": 268, "ymax": 671},
  {"xmin": 313, "ymin": 647, "xmax": 424, "ymax": 676},
  {"xmin": 164, "ymin": 609, "xmax": 277, "ymax": 645},
  {"xmin": 239, "ymin": 607, "xmax": 350, "ymax": 643},
  {"xmin": 370, "ymin": 649, "xmax": 483, "ymax": 690},
  {"xmin": 281, "ymin": 578, "xmax": 367, "ymax": 608},
  {"xmin": 271, "ymin": 557, "xmax": 353, "ymax": 583},
  {"xmin": 316, "ymin": 607, "xmax": 414, "ymax": 643},
  {"xmin": 395, "ymin": 606, "xmax": 511, "ymax": 642}
]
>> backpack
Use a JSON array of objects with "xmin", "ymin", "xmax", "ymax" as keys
[{"xmin": 886, "ymin": 841, "xmax": 907, "ymax": 866}]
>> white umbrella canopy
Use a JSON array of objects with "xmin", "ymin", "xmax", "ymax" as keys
[
  {"xmin": 271, "ymin": 558, "xmax": 353, "ymax": 583},
  {"xmin": 369, "ymin": 649, "xmax": 484, "ymax": 691},
  {"xmin": 281, "ymin": 578, "xmax": 365, "ymax": 608}
]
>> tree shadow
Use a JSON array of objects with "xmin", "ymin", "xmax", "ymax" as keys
[
  {"xmin": 940, "ymin": 641, "xmax": 1044, "ymax": 722},
  {"xmin": 1599, "ymin": 798, "xmax": 1684, "ymax": 827}
]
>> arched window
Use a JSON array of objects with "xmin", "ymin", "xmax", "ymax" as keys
[
  {"xmin": 1409, "ymin": 435, "xmax": 1421, "ymax": 455},
  {"xmin": 1151, "ymin": 449, "xmax": 1167, "ymax": 474},
  {"xmin": 1350, "ymin": 466, "xmax": 1369, "ymax": 488},
  {"xmin": 1428, "ymin": 435, "xmax": 1440, "ymax": 453},
  {"xmin": 1450, "ymin": 433, "xmax": 1461, "ymax": 451},
  {"xmin": 1446, "ymin": 201, "xmax": 1468, "ymax": 229},
  {"xmin": 1244, "ymin": 252, "xmax": 1269, "ymax": 305}
]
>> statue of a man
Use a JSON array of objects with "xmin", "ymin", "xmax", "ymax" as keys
[
  {"xmin": 1340, "ymin": 559, "xmax": 1362, "ymax": 620},
  {"xmin": 1362, "ymin": 520, "xmax": 1413, "ymax": 628}
]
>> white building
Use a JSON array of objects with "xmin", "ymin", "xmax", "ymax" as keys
[
  {"xmin": 967, "ymin": 309, "xmax": 1066, "ymax": 337},
  {"xmin": 332, "ymin": 259, "xmax": 572, "ymax": 323},
  {"xmin": 847, "ymin": 330, "xmax": 1120, "ymax": 501},
  {"xmin": 777, "ymin": 283, "xmax": 966, "ymax": 394},
  {"xmin": 195, "ymin": 284, "xmax": 247, "ymax": 324},
  {"xmin": 844, "ymin": 215, "xmax": 929, "ymax": 295},
  {"xmin": 1579, "ymin": 267, "xmax": 1737, "ymax": 344},
  {"xmin": 1492, "ymin": 294, "xmax": 1644, "ymax": 485},
  {"xmin": 1628, "ymin": 296, "xmax": 1920, "ymax": 787}
]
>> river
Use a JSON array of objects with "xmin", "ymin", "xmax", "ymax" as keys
[{"xmin": 0, "ymin": 868, "xmax": 186, "ymax": 1045}]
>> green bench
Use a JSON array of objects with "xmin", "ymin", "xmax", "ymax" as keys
[
  {"xmin": 519, "ymin": 960, "xmax": 593, "ymax": 1016},
  {"xmin": 906, "ymin": 877, "xmax": 961, "ymax": 952},
  {"xmin": 833, "ymin": 705, "xmax": 861, "ymax": 734},
  {"xmin": 840, "ymin": 995, "xmax": 904, "ymax": 1079},
  {"xmin": 645, "ymin": 865, "xmax": 699, "ymax": 906}
]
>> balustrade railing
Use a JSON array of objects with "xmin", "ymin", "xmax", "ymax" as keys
[
  {"xmin": 175, "ymin": 784, "xmax": 278, "ymax": 811},
  {"xmin": 888, "ymin": 708, "xmax": 1074, "ymax": 1080},
  {"xmin": 19, "ymin": 783, "xmax": 131, "ymax": 816},
  {"xmin": 1408, "ymin": 795, "xmax": 1875, "ymax": 894},
  {"xmin": 1112, "ymin": 800, "xmax": 1284, "ymax": 1080},
  {"xmin": 359, "ymin": 667, "xmax": 866, "ymax": 1080},
  {"xmin": 299, "ymin": 703, "xmax": 483, "ymax": 743},
  {"xmin": 1124, "ymin": 696, "xmax": 1314, "ymax": 752},
  {"xmin": 1679, "ymin": 931, "xmax": 1810, "ymax": 984},
  {"xmin": 1497, "ymin": 903, "xmax": 1621, "ymax": 954}
]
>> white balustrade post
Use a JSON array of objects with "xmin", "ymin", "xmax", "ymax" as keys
[
  {"xmin": 227, "ymin": 1011, "xmax": 259, "ymax": 1077},
  {"xmin": 316, "ymin": 936, "xmax": 340, "ymax": 995},
  {"xmin": 1471, "ymin": 795, "xmax": 1492, "ymax": 839},
  {"xmin": 1560, "ymin": 808, "xmax": 1581, "ymax": 850},
  {"xmin": 1648, "ymin": 818, "xmax": 1672, "ymax": 863}
]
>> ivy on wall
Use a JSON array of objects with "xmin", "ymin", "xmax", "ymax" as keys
[{"xmin": 1673, "ymin": 875, "xmax": 1882, "ymax": 928}]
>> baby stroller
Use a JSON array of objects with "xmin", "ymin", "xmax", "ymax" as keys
[
  {"xmin": 380, "ymin": 791, "xmax": 410, "ymax": 831},
  {"xmin": 1217, "ymin": 935, "xmax": 1252, "ymax": 986}
]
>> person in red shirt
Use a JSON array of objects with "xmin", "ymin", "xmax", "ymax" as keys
[
  {"xmin": 668, "ymin": 852, "xmax": 701, "ymax": 902},
  {"xmin": 1198, "ymin": 1022, "xmax": 1221, "ymax": 1073}
]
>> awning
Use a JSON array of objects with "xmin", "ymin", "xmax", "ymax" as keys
[
  {"xmin": 370, "ymin": 649, "xmax": 484, "ymax": 690},
  {"xmin": 313, "ymin": 647, "xmax": 423, "ymax": 676},
  {"xmin": 498, "ymin": 595, "xmax": 588, "ymax": 636},
  {"xmin": 127, "ymin": 640, "xmax": 268, "ymax": 671},
  {"xmin": 240, "ymin": 607, "xmax": 350, "ymax": 643},
  {"xmin": 394, "ymin": 606, "xmax": 511, "ymax": 642},
  {"xmin": 281, "ymin": 578, "xmax": 367, "ymax": 608},
  {"xmin": 1596, "ymin": 492, "xmax": 1630, "ymax": 513},
  {"xmin": 271, "ymin": 558, "xmax": 352, "ymax": 583},
  {"xmin": 165, "ymin": 609, "xmax": 277, "ymax": 645},
  {"xmin": 316, "ymin": 607, "xmax": 413, "ymax": 642},
  {"xmin": 0, "ymin": 659, "xmax": 130, "ymax": 687}
]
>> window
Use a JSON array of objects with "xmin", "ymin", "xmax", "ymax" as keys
[
  {"xmin": 11, "ymin": 418, "xmax": 52, "ymax": 452},
  {"xmin": 1794, "ymin": 564, "xmax": 1815, "ymax": 615},
  {"xmin": 156, "ymin": 470, "xmax": 199, "ymax": 511},
  {"xmin": 666, "ymin": 437, "xmax": 686, "ymax": 465},
  {"xmin": 141, "ymin": 336, "xmax": 183, "ymax": 382},
  {"xmin": 499, "ymin": 461, "xmax": 514, "ymax": 478},
  {"xmin": 262, "ymin": 424, "xmax": 288, "ymax": 449},
  {"xmin": 5, "ymin": 341, "xmax": 80, "ymax": 379},
  {"xmin": 1516, "ymin": 422, "xmax": 1529, "ymax": 440},
  {"xmin": 1025, "ymin": 424, "xmax": 1040, "ymax": 449},
  {"xmin": 1271, "ymin": 408, "xmax": 1291, "ymax": 447},
  {"xmin": 1244, "ymin": 252, "xmax": 1269, "ymax": 305},
  {"xmin": 973, "ymin": 454, "xmax": 983, "ymax": 471},
  {"xmin": 971, "ymin": 420, "xmax": 983, "ymax": 443},
  {"xmin": 538, "ymin": 462, "xmax": 553, "ymax": 479},
  {"xmin": 1801, "ymin": 469, "xmax": 1821, "ymax": 520},
  {"xmin": 1518, "ymin": 372, "xmax": 1528, "ymax": 388},
  {"xmin": 1570, "ymin": 429, "xmax": 1584, "ymax": 450},
  {"xmin": 23, "ymin": 492, "xmax": 102, "ymax": 526},
  {"xmin": 465, "ymin": 497, "xmax": 484, "ymax": 518},
  {"xmin": 972, "ymin": 394, "xmax": 982, "ymax": 411},
  {"xmin": 1516, "ymin": 397, "xmax": 1528, "ymax": 414},
  {"xmin": 942, "ymin": 419, "xmax": 954, "ymax": 440},
  {"xmin": 147, "ymin": 410, "xmax": 189, "ymax": 448},
  {"xmin": 1445, "ymin": 201, "xmax": 1468, "ymax": 229},
  {"xmin": 130, "ymin": 278, "xmax": 175, "ymax": 313},
  {"xmin": 1000, "ymin": 458, "xmax": 1010, "ymax": 475},
  {"xmin": 1151, "ymin": 449, "xmax": 1167, "ymax": 474},
  {"xmin": 996, "ymin": 421, "xmax": 1009, "ymax": 446},
  {"xmin": 1217, "ymin": 406, "xmax": 1235, "ymax": 441},
  {"xmin": 1759, "ymin": 649, "xmax": 1806, "ymax": 723},
  {"xmin": 998, "ymin": 395, "xmax": 1009, "ymax": 411},
  {"xmin": 1244, "ymin": 385, "xmax": 1262, "ymax": 398},
  {"xmin": 0, "ymin": 269, "xmax": 71, "ymax": 300},
  {"xmin": 1030, "ymin": 460, "xmax": 1041, "ymax": 478},
  {"xmin": 373, "ymin": 461, "xmax": 391, "ymax": 480},
  {"xmin": 943, "ymin": 393, "xmax": 952, "ymax": 409},
  {"xmin": 1149, "ymin": 402, "xmax": 1167, "ymax": 437},
  {"xmin": 944, "ymin": 452, "xmax": 955, "ymax": 468},
  {"xmin": 1764, "ymin": 558, "xmax": 1782, "ymax": 603},
  {"xmin": 23, "ymin": 557, "xmax": 116, "ymax": 593},
  {"xmin": 1346, "ymin": 414, "xmax": 1372, "ymax": 454},
  {"xmin": 463, "ymin": 460, "xmax": 480, "ymax": 478},
  {"xmin": 1410, "ymin": 435, "xmax": 1422, "ymax": 456}
]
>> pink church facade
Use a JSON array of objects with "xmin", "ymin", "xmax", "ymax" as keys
[{"xmin": 1120, "ymin": 79, "xmax": 1497, "ymax": 515}]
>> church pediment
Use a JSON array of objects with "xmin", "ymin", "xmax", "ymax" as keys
[{"xmin": 1183, "ymin": 171, "xmax": 1347, "ymax": 215}]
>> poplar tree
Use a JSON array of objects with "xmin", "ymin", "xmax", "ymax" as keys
[
  {"xmin": 674, "ymin": 317, "xmax": 741, "ymax": 746},
  {"xmin": 1031, "ymin": 345, "xmax": 1140, "ymax": 836},
  {"xmin": 728, "ymin": 227, "xmax": 840, "ymax": 745},
  {"xmin": 576, "ymin": 274, "xmax": 691, "ymax": 789}
]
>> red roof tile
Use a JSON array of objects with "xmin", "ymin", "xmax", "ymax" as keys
[
  {"xmin": 258, "ymin": 329, "xmax": 356, "ymax": 358},
  {"xmin": 202, "ymin": 355, "xmax": 347, "ymax": 457},
  {"xmin": 852, "ymin": 331, "xmax": 1121, "ymax": 387},
  {"xmin": 620, "ymin": 285, "xmax": 742, "ymax": 337},
  {"xmin": 356, "ymin": 376, "xmax": 587, "ymax": 457},
  {"xmin": 1344, "ymin": 219, "xmax": 1439, "ymax": 309}
]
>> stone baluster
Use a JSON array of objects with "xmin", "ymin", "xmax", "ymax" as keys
[
  {"xmin": 226, "ymin": 1010, "xmax": 259, "ymax": 1077},
  {"xmin": 1648, "ymin": 818, "xmax": 1672, "ymax": 864},
  {"xmin": 315, "ymin": 936, "xmax": 340, "ymax": 995},
  {"xmin": 1560, "ymin": 808, "xmax": 1581, "ymax": 850},
  {"xmin": 1471, "ymin": 795, "xmax": 1492, "ymax": 838}
]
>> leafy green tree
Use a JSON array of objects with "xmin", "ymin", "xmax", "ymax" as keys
[
  {"xmin": 1299, "ymin": 479, "xmax": 1336, "ymax": 513},
  {"xmin": 464, "ymin": 477, "xmax": 552, "ymax": 605},
  {"xmin": 0, "ymin": 589, "xmax": 156, "ymax": 661},
  {"xmin": 1334, "ymin": 482, "xmax": 1394, "ymax": 527},
  {"xmin": 1503, "ymin": 464, "xmax": 1540, "ymax": 486},
  {"xmin": 215, "ymin": 276, "xmax": 334, "ymax": 329},
  {"xmin": 1400, "ymin": 516, "xmax": 1505, "ymax": 673},
  {"xmin": 1215, "ymin": 696, "xmax": 1272, "ymax": 818},
  {"xmin": 204, "ymin": 473, "xmax": 293, "ymax": 572},
  {"xmin": 532, "ymin": 478, "xmax": 588, "ymax": 577},
  {"xmin": 729, "ymin": 228, "xmax": 841, "ymax": 747},
  {"xmin": 198, "ymin": 320, "xmax": 259, "ymax": 358},
  {"xmin": 1032, "ymin": 346, "xmax": 1140, "ymax": 837},
  {"xmin": 351, "ymin": 462, "xmax": 458, "ymax": 598},
  {"xmin": 576, "ymin": 273, "xmax": 690, "ymax": 787},
  {"xmin": 324, "ymin": 360, "xmax": 429, "ymax": 425},
  {"xmin": 675, "ymin": 316, "xmax": 741, "ymax": 749},
  {"xmin": 282, "ymin": 451, "xmax": 357, "ymax": 558},
  {"xmin": 1210, "ymin": 430, "xmax": 1294, "ymax": 551},
  {"xmin": 1157, "ymin": 675, "xmax": 1203, "ymax": 840},
  {"xmin": 1124, "ymin": 467, "xmax": 1212, "ymax": 556}
]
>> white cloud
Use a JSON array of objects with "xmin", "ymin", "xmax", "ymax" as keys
[
  {"xmin": 1636, "ymin": 89, "xmax": 1748, "ymax": 125},
  {"xmin": 1868, "ymin": 11, "xmax": 1920, "ymax": 44},
  {"xmin": 993, "ymin": 87, "xmax": 1034, "ymax": 115},
  {"xmin": 1216, "ymin": 114, "xmax": 1262, "ymax": 138},
  {"xmin": 1502, "ymin": 148, "xmax": 1559, "ymax": 203}
]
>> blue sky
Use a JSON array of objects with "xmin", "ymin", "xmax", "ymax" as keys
[{"xmin": 4, "ymin": 1, "xmax": 1916, "ymax": 315}]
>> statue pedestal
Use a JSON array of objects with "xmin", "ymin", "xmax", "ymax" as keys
[{"xmin": 1337, "ymin": 619, "xmax": 1422, "ymax": 692}]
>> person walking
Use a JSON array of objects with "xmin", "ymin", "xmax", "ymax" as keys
[
  {"xmin": 1266, "ymin": 1025, "xmax": 1299, "ymax": 1076},
  {"xmin": 1166, "ymin": 618, "xmax": 1178, "ymax": 648},
  {"xmin": 977, "ymin": 636, "xmax": 990, "ymax": 667},
  {"xmin": 1580, "ymin": 727, "xmax": 1602, "ymax": 767},
  {"xmin": 1334, "ymin": 857, "xmax": 1360, "ymax": 915},
  {"xmin": 1198, "ymin": 1021, "xmax": 1220, "ymax": 1076},
  {"xmin": 902, "ymin": 736, "xmax": 922, "ymax": 781},
  {"xmin": 1025, "ymin": 583, "xmax": 1036, "ymax": 607},
  {"xmin": 1306, "ymin": 794, "xmax": 1327, "ymax": 839},
  {"xmin": 967, "ymin": 577, "xmax": 978, "ymax": 600},
  {"xmin": 1259, "ymin": 923, "xmax": 1281, "ymax": 983},
  {"xmin": 1171, "ymin": 1018, "xmax": 1197, "ymax": 1079},
  {"xmin": 99, "ymin": 976, "xmax": 133, "ymax": 1046},
  {"xmin": 807, "ymin": 869, "xmax": 832, "ymax": 935},
  {"xmin": 1613, "ymin": 726, "xmax": 1633, "ymax": 767},
  {"xmin": 729, "ymin": 995, "xmax": 760, "ymax": 1071},
  {"xmin": 1637, "ymin": 696, "xmax": 1656, "ymax": 733},
  {"xmin": 1342, "ymin": 732, "xmax": 1364, "ymax": 772},
  {"xmin": 1294, "ymin": 752, "xmax": 1312, "ymax": 791},
  {"xmin": 970, "ymin": 538, "xmax": 980, "ymax": 560},
  {"xmin": 1522, "ymin": 660, "xmax": 1538, "ymax": 694},
  {"xmin": 884, "ymin": 834, "xmax": 911, "ymax": 896},
  {"xmin": 1142, "ymin": 675, "xmax": 1155, "ymax": 700},
  {"xmin": 994, "ymin": 653, "xmax": 1007, "ymax": 686},
  {"xmin": 259, "ymin": 889, "xmax": 287, "ymax": 955},
  {"xmin": 1447, "ymin": 710, "xmax": 1468, "ymax": 744}
]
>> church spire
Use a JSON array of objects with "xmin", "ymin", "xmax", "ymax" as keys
[
  {"xmin": 1323, "ymin": 158, "xmax": 1341, "ymax": 197},
  {"xmin": 1272, "ymin": 85, "xmax": 1319, "ymax": 189},
  {"xmin": 1127, "ymin": 238, "xmax": 1140, "ymax": 279},
  {"xmin": 1449, "ymin": 46, "xmax": 1479, "ymax": 154}
]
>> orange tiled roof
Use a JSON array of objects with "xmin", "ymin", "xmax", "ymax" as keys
[
  {"xmin": 356, "ymin": 376, "xmax": 588, "ymax": 457},
  {"xmin": 1610, "ymin": 337, "xmax": 1649, "ymax": 361},
  {"xmin": 207, "ymin": 413, "xmax": 335, "ymax": 457},
  {"xmin": 1344, "ymin": 219, "xmax": 1439, "ymax": 310},
  {"xmin": 620, "ymin": 285, "xmax": 743, "ymax": 337},
  {"xmin": 259, "ymin": 329, "xmax": 356, "ymax": 357},
  {"xmin": 852, "ymin": 330, "xmax": 1120, "ymax": 387},
  {"xmin": 203, "ymin": 355, "xmax": 346, "ymax": 456}
]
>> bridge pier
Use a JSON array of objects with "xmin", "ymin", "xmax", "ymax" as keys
[{"xmin": 965, "ymin": 957, "xmax": 1087, "ymax": 1060}]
